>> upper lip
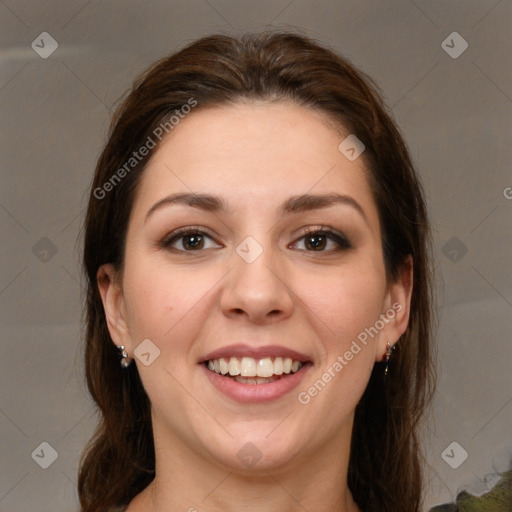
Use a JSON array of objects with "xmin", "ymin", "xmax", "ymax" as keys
[{"xmin": 199, "ymin": 344, "xmax": 312, "ymax": 363}]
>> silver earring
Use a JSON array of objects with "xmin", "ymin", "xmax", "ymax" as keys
[
  {"xmin": 117, "ymin": 345, "xmax": 133, "ymax": 368},
  {"xmin": 384, "ymin": 342, "xmax": 396, "ymax": 376}
]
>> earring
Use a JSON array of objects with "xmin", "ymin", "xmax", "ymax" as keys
[
  {"xmin": 383, "ymin": 342, "xmax": 396, "ymax": 376},
  {"xmin": 117, "ymin": 345, "xmax": 133, "ymax": 368}
]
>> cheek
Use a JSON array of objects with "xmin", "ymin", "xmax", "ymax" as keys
[
  {"xmin": 293, "ymin": 255, "xmax": 386, "ymax": 419},
  {"xmin": 121, "ymin": 258, "xmax": 173, "ymax": 338},
  {"xmin": 294, "ymin": 268, "xmax": 382, "ymax": 429},
  {"xmin": 122, "ymin": 258, "xmax": 219, "ymax": 352},
  {"xmin": 295, "ymin": 260, "xmax": 386, "ymax": 344}
]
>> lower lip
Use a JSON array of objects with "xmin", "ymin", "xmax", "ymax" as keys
[{"xmin": 200, "ymin": 362, "xmax": 312, "ymax": 403}]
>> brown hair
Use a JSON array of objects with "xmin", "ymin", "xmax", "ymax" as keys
[{"xmin": 78, "ymin": 30, "xmax": 436, "ymax": 512}]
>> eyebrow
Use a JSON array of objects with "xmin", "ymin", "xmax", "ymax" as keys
[{"xmin": 145, "ymin": 192, "xmax": 369, "ymax": 225}]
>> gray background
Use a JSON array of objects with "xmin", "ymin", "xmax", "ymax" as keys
[{"xmin": 1, "ymin": 1, "xmax": 511, "ymax": 511}]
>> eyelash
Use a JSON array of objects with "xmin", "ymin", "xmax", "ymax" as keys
[
  {"xmin": 160, "ymin": 225, "xmax": 352, "ymax": 253},
  {"xmin": 294, "ymin": 226, "xmax": 352, "ymax": 252}
]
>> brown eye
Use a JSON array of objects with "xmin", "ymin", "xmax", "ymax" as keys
[
  {"xmin": 180, "ymin": 233, "xmax": 205, "ymax": 250},
  {"xmin": 293, "ymin": 228, "xmax": 351, "ymax": 252},
  {"xmin": 161, "ymin": 228, "xmax": 221, "ymax": 252},
  {"xmin": 304, "ymin": 233, "xmax": 327, "ymax": 251}
]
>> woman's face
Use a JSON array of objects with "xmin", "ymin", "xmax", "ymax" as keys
[{"xmin": 100, "ymin": 101, "xmax": 411, "ymax": 473}]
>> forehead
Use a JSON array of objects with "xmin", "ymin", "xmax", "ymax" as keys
[{"xmin": 130, "ymin": 101, "xmax": 379, "ymax": 227}]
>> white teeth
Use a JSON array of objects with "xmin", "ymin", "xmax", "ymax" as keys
[
  {"xmin": 240, "ymin": 357, "xmax": 257, "ymax": 377},
  {"xmin": 228, "ymin": 357, "xmax": 241, "ymax": 376},
  {"xmin": 234, "ymin": 376, "xmax": 277, "ymax": 385},
  {"xmin": 206, "ymin": 355, "xmax": 304, "ymax": 378},
  {"xmin": 219, "ymin": 357, "xmax": 229, "ymax": 375},
  {"xmin": 274, "ymin": 357, "xmax": 284, "ymax": 375},
  {"xmin": 257, "ymin": 357, "xmax": 274, "ymax": 377}
]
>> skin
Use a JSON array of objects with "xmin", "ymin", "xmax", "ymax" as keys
[{"xmin": 98, "ymin": 101, "xmax": 413, "ymax": 512}]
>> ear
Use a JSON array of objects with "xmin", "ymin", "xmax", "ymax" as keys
[
  {"xmin": 97, "ymin": 263, "xmax": 132, "ymax": 353},
  {"xmin": 375, "ymin": 255, "xmax": 413, "ymax": 362}
]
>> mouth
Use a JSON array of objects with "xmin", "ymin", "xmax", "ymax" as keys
[
  {"xmin": 198, "ymin": 345, "xmax": 313, "ymax": 403},
  {"xmin": 204, "ymin": 356, "xmax": 307, "ymax": 385}
]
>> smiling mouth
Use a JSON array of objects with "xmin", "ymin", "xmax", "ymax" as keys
[{"xmin": 205, "ymin": 356, "xmax": 306, "ymax": 385}]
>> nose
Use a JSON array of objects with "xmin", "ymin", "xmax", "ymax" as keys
[{"xmin": 220, "ymin": 238, "xmax": 294, "ymax": 324}]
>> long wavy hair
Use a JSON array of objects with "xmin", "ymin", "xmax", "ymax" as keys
[{"xmin": 78, "ymin": 30, "xmax": 436, "ymax": 512}]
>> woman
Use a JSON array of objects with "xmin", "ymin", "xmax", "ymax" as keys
[{"xmin": 78, "ymin": 31, "xmax": 436, "ymax": 512}]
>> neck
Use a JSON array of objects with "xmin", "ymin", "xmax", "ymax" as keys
[{"xmin": 129, "ymin": 414, "xmax": 361, "ymax": 512}]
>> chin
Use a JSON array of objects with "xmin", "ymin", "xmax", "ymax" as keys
[{"xmin": 204, "ymin": 431, "xmax": 305, "ymax": 473}]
